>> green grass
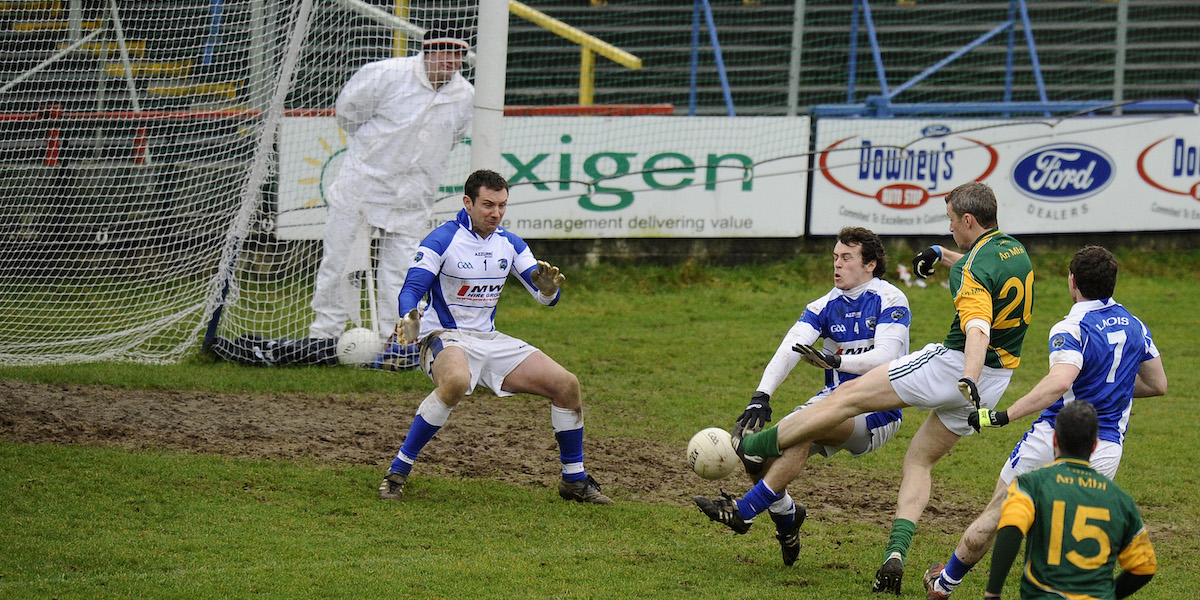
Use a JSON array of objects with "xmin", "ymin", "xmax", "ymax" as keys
[{"xmin": 2, "ymin": 248, "xmax": 1199, "ymax": 599}]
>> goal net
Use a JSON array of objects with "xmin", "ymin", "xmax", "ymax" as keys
[{"xmin": 0, "ymin": 0, "xmax": 479, "ymax": 365}]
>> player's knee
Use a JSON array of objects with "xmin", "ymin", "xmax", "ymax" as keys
[{"xmin": 545, "ymin": 371, "xmax": 580, "ymax": 408}]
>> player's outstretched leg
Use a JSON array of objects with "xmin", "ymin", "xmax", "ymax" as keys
[
  {"xmin": 694, "ymin": 491, "xmax": 753, "ymax": 534},
  {"xmin": 771, "ymin": 503, "xmax": 807, "ymax": 566},
  {"xmin": 873, "ymin": 552, "xmax": 904, "ymax": 595}
]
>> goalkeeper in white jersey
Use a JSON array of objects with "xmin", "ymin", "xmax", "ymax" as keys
[
  {"xmin": 696, "ymin": 227, "xmax": 911, "ymax": 565},
  {"xmin": 377, "ymin": 169, "xmax": 611, "ymax": 505}
]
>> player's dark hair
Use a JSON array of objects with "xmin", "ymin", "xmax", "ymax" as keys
[
  {"xmin": 1070, "ymin": 245, "xmax": 1118, "ymax": 300},
  {"xmin": 1056, "ymin": 401, "xmax": 1099, "ymax": 459},
  {"xmin": 465, "ymin": 169, "xmax": 508, "ymax": 201},
  {"xmin": 945, "ymin": 181, "xmax": 998, "ymax": 229},
  {"xmin": 837, "ymin": 226, "xmax": 887, "ymax": 278}
]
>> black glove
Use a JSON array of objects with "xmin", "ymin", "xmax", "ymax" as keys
[
  {"xmin": 957, "ymin": 377, "xmax": 981, "ymax": 409},
  {"xmin": 733, "ymin": 391, "xmax": 772, "ymax": 440},
  {"xmin": 969, "ymin": 408, "xmax": 1010, "ymax": 432},
  {"xmin": 912, "ymin": 246, "xmax": 942, "ymax": 279},
  {"xmin": 792, "ymin": 343, "xmax": 842, "ymax": 370}
]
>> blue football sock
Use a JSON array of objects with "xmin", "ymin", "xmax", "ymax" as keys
[
  {"xmin": 555, "ymin": 427, "xmax": 586, "ymax": 482},
  {"xmin": 735, "ymin": 480, "xmax": 783, "ymax": 521},
  {"xmin": 937, "ymin": 552, "xmax": 970, "ymax": 593}
]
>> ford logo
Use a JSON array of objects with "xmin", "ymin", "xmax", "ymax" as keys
[
  {"xmin": 921, "ymin": 124, "xmax": 952, "ymax": 138},
  {"xmin": 1012, "ymin": 144, "xmax": 1114, "ymax": 201}
]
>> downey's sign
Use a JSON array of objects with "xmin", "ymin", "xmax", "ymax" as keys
[{"xmin": 811, "ymin": 116, "xmax": 1200, "ymax": 235}]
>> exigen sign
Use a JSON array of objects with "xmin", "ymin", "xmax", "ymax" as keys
[{"xmin": 278, "ymin": 116, "xmax": 810, "ymax": 239}]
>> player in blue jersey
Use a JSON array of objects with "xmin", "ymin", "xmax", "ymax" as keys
[
  {"xmin": 695, "ymin": 227, "xmax": 911, "ymax": 565},
  {"xmin": 377, "ymin": 169, "xmax": 612, "ymax": 504},
  {"xmin": 923, "ymin": 245, "xmax": 1167, "ymax": 599}
]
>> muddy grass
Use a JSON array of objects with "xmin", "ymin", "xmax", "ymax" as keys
[{"xmin": 1, "ymin": 379, "xmax": 979, "ymax": 530}]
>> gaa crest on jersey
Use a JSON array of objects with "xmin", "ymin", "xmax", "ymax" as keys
[{"xmin": 1051, "ymin": 334, "xmax": 1068, "ymax": 349}]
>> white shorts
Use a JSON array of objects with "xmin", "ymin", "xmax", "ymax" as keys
[
  {"xmin": 419, "ymin": 329, "xmax": 539, "ymax": 397},
  {"xmin": 888, "ymin": 343, "xmax": 1014, "ymax": 437},
  {"xmin": 783, "ymin": 389, "xmax": 902, "ymax": 458},
  {"xmin": 998, "ymin": 419, "xmax": 1123, "ymax": 484}
]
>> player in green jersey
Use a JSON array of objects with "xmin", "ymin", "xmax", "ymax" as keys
[
  {"xmin": 987, "ymin": 401, "xmax": 1157, "ymax": 599},
  {"xmin": 735, "ymin": 182, "xmax": 1034, "ymax": 595}
]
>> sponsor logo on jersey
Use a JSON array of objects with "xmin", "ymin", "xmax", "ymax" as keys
[
  {"xmin": 817, "ymin": 133, "xmax": 999, "ymax": 210},
  {"xmin": 1137, "ymin": 136, "xmax": 1200, "ymax": 201},
  {"xmin": 1012, "ymin": 144, "xmax": 1114, "ymax": 201},
  {"xmin": 456, "ymin": 284, "xmax": 504, "ymax": 301}
]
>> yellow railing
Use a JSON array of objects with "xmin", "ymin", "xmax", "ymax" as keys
[{"xmin": 508, "ymin": 0, "xmax": 642, "ymax": 105}]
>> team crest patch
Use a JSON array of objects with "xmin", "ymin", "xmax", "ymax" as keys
[
  {"xmin": 498, "ymin": 258, "xmax": 508, "ymax": 270},
  {"xmin": 1051, "ymin": 334, "xmax": 1068, "ymax": 349},
  {"xmin": 891, "ymin": 308, "xmax": 905, "ymax": 321},
  {"xmin": 413, "ymin": 251, "xmax": 424, "ymax": 263},
  {"xmin": 866, "ymin": 317, "xmax": 877, "ymax": 329}
]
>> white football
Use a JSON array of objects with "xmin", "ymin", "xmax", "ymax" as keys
[
  {"xmin": 336, "ymin": 327, "xmax": 383, "ymax": 366},
  {"xmin": 686, "ymin": 427, "xmax": 739, "ymax": 480}
]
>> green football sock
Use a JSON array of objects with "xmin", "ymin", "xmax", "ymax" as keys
[
  {"xmin": 741, "ymin": 426, "xmax": 781, "ymax": 458},
  {"xmin": 883, "ymin": 518, "xmax": 916, "ymax": 562}
]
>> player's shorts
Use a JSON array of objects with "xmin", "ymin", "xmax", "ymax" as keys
[
  {"xmin": 783, "ymin": 389, "xmax": 902, "ymax": 458},
  {"xmin": 888, "ymin": 343, "xmax": 1014, "ymax": 437},
  {"xmin": 998, "ymin": 419, "xmax": 1123, "ymax": 484},
  {"xmin": 418, "ymin": 329, "xmax": 539, "ymax": 397}
]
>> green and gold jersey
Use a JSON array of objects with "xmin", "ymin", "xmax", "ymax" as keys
[
  {"xmin": 943, "ymin": 229, "xmax": 1033, "ymax": 369},
  {"xmin": 998, "ymin": 458, "xmax": 1157, "ymax": 600}
]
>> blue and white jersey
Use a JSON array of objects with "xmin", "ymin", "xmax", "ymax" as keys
[
  {"xmin": 397, "ymin": 209, "xmax": 557, "ymax": 338},
  {"xmin": 758, "ymin": 278, "xmax": 912, "ymax": 394},
  {"xmin": 1030, "ymin": 298, "xmax": 1158, "ymax": 445}
]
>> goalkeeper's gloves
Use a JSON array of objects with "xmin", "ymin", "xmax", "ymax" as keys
[
  {"xmin": 969, "ymin": 408, "xmax": 1010, "ymax": 432},
  {"xmin": 531, "ymin": 260, "xmax": 565, "ymax": 297},
  {"xmin": 912, "ymin": 245, "xmax": 943, "ymax": 279},
  {"xmin": 957, "ymin": 377, "xmax": 981, "ymax": 409},
  {"xmin": 793, "ymin": 343, "xmax": 842, "ymax": 370},
  {"xmin": 733, "ymin": 391, "xmax": 772, "ymax": 440},
  {"xmin": 395, "ymin": 308, "xmax": 421, "ymax": 345}
]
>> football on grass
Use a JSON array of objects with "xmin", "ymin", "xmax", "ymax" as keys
[
  {"xmin": 687, "ymin": 427, "xmax": 738, "ymax": 480},
  {"xmin": 336, "ymin": 327, "xmax": 382, "ymax": 366}
]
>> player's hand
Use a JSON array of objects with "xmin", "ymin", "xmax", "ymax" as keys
[
  {"xmin": 968, "ymin": 409, "xmax": 1009, "ymax": 432},
  {"xmin": 395, "ymin": 308, "xmax": 421, "ymax": 345},
  {"xmin": 958, "ymin": 377, "xmax": 981, "ymax": 409},
  {"xmin": 733, "ymin": 391, "xmax": 772, "ymax": 440},
  {"xmin": 912, "ymin": 245, "xmax": 943, "ymax": 279},
  {"xmin": 532, "ymin": 260, "xmax": 565, "ymax": 296},
  {"xmin": 793, "ymin": 343, "xmax": 842, "ymax": 370}
]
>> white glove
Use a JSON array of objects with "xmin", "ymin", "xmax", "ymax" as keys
[
  {"xmin": 531, "ymin": 260, "xmax": 565, "ymax": 297},
  {"xmin": 395, "ymin": 308, "xmax": 421, "ymax": 345}
]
